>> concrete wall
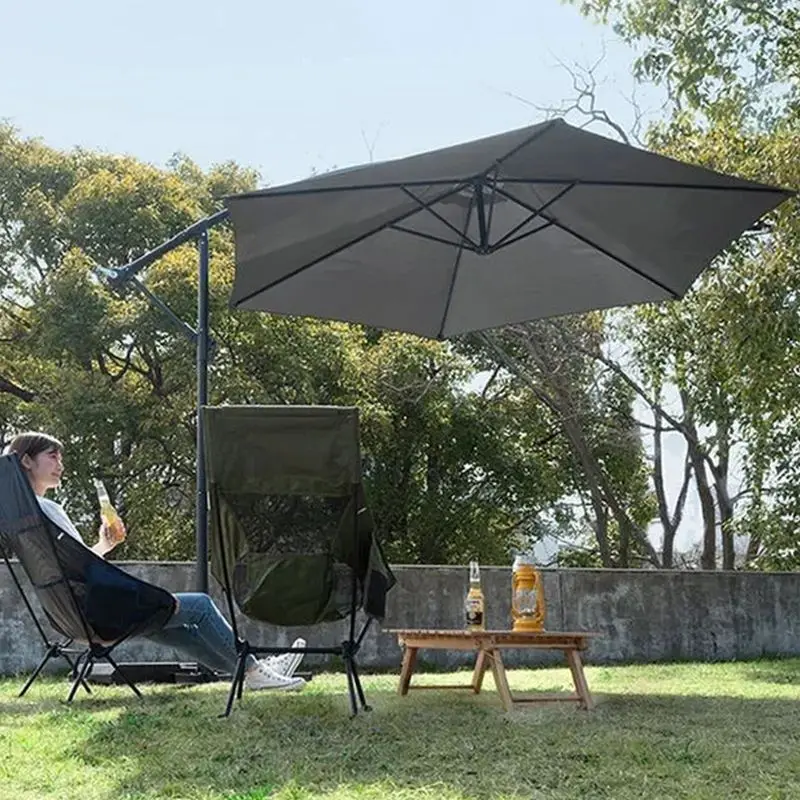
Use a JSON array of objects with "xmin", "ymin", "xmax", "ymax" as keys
[{"xmin": 2, "ymin": 562, "xmax": 799, "ymax": 676}]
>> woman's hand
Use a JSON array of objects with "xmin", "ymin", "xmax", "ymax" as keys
[{"xmin": 96, "ymin": 519, "xmax": 126, "ymax": 555}]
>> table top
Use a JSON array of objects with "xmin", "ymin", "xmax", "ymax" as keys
[{"xmin": 388, "ymin": 629, "xmax": 598, "ymax": 641}]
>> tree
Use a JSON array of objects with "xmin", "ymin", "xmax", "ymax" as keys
[
  {"xmin": 565, "ymin": 0, "xmax": 800, "ymax": 569},
  {"xmin": 474, "ymin": 316, "xmax": 660, "ymax": 567}
]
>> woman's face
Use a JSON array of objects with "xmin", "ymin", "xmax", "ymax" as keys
[{"xmin": 22, "ymin": 448, "xmax": 63, "ymax": 494}]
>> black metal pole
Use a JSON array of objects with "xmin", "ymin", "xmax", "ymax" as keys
[
  {"xmin": 97, "ymin": 209, "xmax": 229, "ymax": 591},
  {"xmin": 196, "ymin": 229, "xmax": 210, "ymax": 592}
]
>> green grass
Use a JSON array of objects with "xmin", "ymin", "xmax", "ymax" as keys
[{"xmin": 3, "ymin": 659, "xmax": 800, "ymax": 799}]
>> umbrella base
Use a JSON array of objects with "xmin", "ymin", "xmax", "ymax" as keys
[
  {"xmin": 84, "ymin": 661, "xmax": 314, "ymax": 685},
  {"xmin": 86, "ymin": 661, "xmax": 221, "ymax": 685}
]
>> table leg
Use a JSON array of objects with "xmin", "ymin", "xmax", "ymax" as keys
[
  {"xmin": 471, "ymin": 648, "xmax": 488, "ymax": 694},
  {"xmin": 488, "ymin": 649, "xmax": 515, "ymax": 712},
  {"xmin": 398, "ymin": 645, "xmax": 418, "ymax": 696},
  {"xmin": 566, "ymin": 649, "xmax": 594, "ymax": 710}
]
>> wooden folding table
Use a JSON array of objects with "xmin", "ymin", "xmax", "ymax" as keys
[{"xmin": 390, "ymin": 629, "xmax": 598, "ymax": 712}]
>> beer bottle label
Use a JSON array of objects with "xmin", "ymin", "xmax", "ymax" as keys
[
  {"xmin": 465, "ymin": 598, "xmax": 484, "ymax": 627},
  {"xmin": 466, "ymin": 608, "xmax": 484, "ymax": 626}
]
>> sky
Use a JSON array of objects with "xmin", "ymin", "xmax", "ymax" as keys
[
  {"xmin": 1, "ymin": 0, "xmax": 662, "ymax": 183},
  {"xmin": 3, "ymin": 0, "xmax": 707, "ymax": 555}
]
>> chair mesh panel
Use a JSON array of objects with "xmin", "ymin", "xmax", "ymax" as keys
[
  {"xmin": 220, "ymin": 490, "xmax": 363, "ymax": 626},
  {"xmin": 204, "ymin": 405, "xmax": 395, "ymax": 627},
  {"xmin": 226, "ymin": 493, "xmax": 348, "ymax": 557}
]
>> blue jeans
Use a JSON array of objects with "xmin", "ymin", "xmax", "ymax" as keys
[{"xmin": 144, "ymin": 593, "xmax": 255, "ymax": 674}]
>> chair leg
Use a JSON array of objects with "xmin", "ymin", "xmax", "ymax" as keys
[
  {"xmin": 18, "ymin": 644, "xmax": 58, "ymax": 698},
  {"xmin": 222, "ymin": 652, "xmax": 247, "ymax": 718},
  {"xmin": 60, "ymin": 650, "xmax": 92, "ymax": 695},
  {"xmin": 343, "ymin": 655, "xmax": 359, "ymax": 718},
  {"xmin": 104, "ymin": 653, "xmax": 143, "ymax": 699},
  {"xmin": 67, "ymin": 656, "xmax": 94, "ymax": 703},
  {"xmin": 348, "ymin": 656, "xmax": 371, "ymax": 712},
  {"xmin": 236, "ymin": 662, "xmax": 245, "ymax": 701}
]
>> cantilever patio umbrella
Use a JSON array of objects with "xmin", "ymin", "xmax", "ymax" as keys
[
  {"xmin": 224, "ymin": 118, "xmax": 792, "ymax": 339},
  {"xmin": 101, "ymin": 117, "xmax": 793, "ymax": 596}
]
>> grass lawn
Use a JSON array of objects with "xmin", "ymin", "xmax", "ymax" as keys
[{"xmin": 2, "ymin": 659, "xmax": 800, "ymax": 799}]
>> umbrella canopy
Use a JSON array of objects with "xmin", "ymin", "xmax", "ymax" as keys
[{"xmin": 225, "ymin": 119, "xmax": 792, "ymax": 339}]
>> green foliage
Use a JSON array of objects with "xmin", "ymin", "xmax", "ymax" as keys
[
  {"xmin": 485, "ymin": 317, "xmax": 659, "ymax": 567},
  {"xmin": 564, "ymin": 0, "xmax": 800, "ymax": 121},
  {"xmin": 566, "ymin": 0, "xmax": 800, "ymax": 568}
]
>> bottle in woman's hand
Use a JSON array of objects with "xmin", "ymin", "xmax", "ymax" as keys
[{"xmin": 94, "ymin": 479, "xmax": 126, "ymax": 544}]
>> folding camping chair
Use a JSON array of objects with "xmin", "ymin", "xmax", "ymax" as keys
[
  {"xmin": 0, "ymin": 453, "xmax": 177, "ymax": 701},
  {"xmin": 202, "ymin": 405, "xmax": 396, "ymax": 717},
  {"xmin": 1, "ymin": 542, "xmax": 91, "ymax": 697}
]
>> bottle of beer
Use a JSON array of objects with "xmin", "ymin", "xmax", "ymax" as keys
[
  {"xmin": 464, "ymin": 560, "xmax": 485, "ymax": 631},
  {"xmin": 94, "ymin": 479, "xmax": 125, "ymax": 544}
]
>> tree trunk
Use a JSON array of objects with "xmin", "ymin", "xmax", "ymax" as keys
[
  {"xmin": 558, "ymin": 394, "xmax": 660, "ymax": 567},
  {"xmin": 714, "ymin": 417, "xmax": 735, "ymax": 570},
  {"xmin": 484, "ymin": 328, "xmax": 661, "ymax": 567}
]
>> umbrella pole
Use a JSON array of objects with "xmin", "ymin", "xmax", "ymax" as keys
[
  {"xmin": 97, "ymin": 210, "xmax": 229, "ymax": 592},
  {"xmin": 195, "ymin": 229, "xmax": 210, "ymax": 592}
]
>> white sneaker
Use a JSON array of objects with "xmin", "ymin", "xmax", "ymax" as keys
[
  {"xmin": 244, "ymin": 660, "xmax": 306, "ymax": 692},
  {"xmin": 263, "ymin": 637, "xmax": 307, "ymax": 678}
]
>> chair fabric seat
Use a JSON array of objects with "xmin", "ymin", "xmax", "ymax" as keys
[{"xmin": 0, "ymin": 453, "xmax": 176, "ymax": 696}]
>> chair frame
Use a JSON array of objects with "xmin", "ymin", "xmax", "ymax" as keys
[
  {"xmin": 1, "ymin": 547, "xmax": 91, "ymax": 697},
  {"xmin": 212, "ymin": 482, "xmax": 373, "ymax": 718}
]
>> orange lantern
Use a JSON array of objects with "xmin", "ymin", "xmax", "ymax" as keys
[{"xmin": 511, "ymin": 555, "xmax": 546, "ymax": 632}]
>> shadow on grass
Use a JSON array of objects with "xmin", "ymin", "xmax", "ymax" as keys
[
  {"xmin": 61, "ymin": 681, "xmax": 800, "ymax": 800},
  {"xmin": 0, "ymin": 678, "xmax": 186, "ymax": 718}
]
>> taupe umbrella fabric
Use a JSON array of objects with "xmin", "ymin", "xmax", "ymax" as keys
[{"xmin": 226, "ymin": 119, "xmax": 792, "ymax": 339}]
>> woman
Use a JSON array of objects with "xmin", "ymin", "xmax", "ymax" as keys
[{"xmin": 5, "ymin": 431, "xmax": 306, "ymax": 692}]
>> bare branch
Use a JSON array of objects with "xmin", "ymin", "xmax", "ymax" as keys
[
  {"xmin": 503, "ymin": 45, "xmax": 651, "ymax": 147},
  {"xmin": 480, "ymin": 362, "xmax": 503, "ymax": 401},
  {"xmin": 360, "ymin": 123, "xmax": 386, "ymax": 163},
  {"xmin": 0, "ymin": 373, "xmax": 34, "ymax": 401}
]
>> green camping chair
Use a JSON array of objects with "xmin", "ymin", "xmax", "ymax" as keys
[{"xmin": 202, "ymin": 405, "xmax": 396, "ymax": 717}]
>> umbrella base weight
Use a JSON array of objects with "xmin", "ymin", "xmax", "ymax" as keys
[
  {"xmin": 84, "ymin": 662, "xmax": 315, "ymax": 686},
  {"xmin": 86, "ymin": 661, "xmax": 221, "ymax": 685}
]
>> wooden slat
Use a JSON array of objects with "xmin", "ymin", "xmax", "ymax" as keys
[
  {"xmin": 566, "ymin": 648, "xmax": 594, "ymax": 710},
  {"xmin": 471, "ymin": 649, "xmax": 488, "ymax": 694},
  {"xmin": 408, "ymin": 684, "xmax": 475, "ymax": 691},
  {"xmin": 395, "ymin": 634, "xmax": 594, "ymax": 651},
  {"xmin": 510, "ymin": 693, "xmax": 582, "ymax": 704},
  {"xmin": 488, "ymin": 650, "xmax": 514, "ymax": 712},
  {"xmin": 388, "ymin": 629, "xmax": 599, "ymax": 639}
]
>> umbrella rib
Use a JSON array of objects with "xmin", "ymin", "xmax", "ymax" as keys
[
  {"xmin": 232, "ymin": 183, "xmax": 469, "ymax": 308},
  {"xmin": 552, "ymin": 217, "xmax": 679, "ymax": 298},
  {"xmin": 227, "ymin": 176, "xmax": 791, "ymax": 200},
  {"xmin": 400, "ymin": 187, "xmax": 480, "ymax": 250},
  {"xmin": 494, "ymin": 220, "xmax": 556, "ymax": 250},
  {"xmin": 497, "ymin": 187, "xmax": 680, "ymax": 298},
  {"xmin": 499, "ymin": 178, "xmax": 792, "ymax": 193},
  {"xmin": 491, "ymin": 183, "xmax": 576, "ymax": 250},
  {"xmin": 228, "ymin": 179, "xmax": 486, "ymax": 200},
  {"xmin": 390, "ymin": 225, "xmax": 477, "ymax": 251},
  {"xmin": 477, "ymin": 119, "xmax": 560, "ymax": 179},
  {"xmin": 227, "ymin": 122, "xmax": 561, "ymax": 203},
  {"xmin": 437, "ymin": 196, "xmax": 476, "ymax": 339},
  {"xmin": 485, "ymin": 168, "xmax": 500, "ymax": 238}
]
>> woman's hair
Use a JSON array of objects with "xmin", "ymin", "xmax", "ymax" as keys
[{"xmin": 3, "ymin": 431, "xmax": 64, "ymax": 460}]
